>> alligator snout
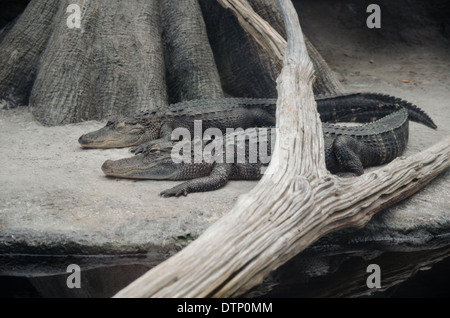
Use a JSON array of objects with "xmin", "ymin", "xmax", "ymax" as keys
[
  {"xmin": 78, "ymin": 132, "xmax": 113, "ymax": 148},
  {"xmin": 78, "ymin": 134, "xmax": 90, "ymax": 146},
  {"xmin": 101, "ymin": 160, "xmax": 114, "ymax": 174}
]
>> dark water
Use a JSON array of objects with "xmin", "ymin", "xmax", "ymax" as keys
[
  {"xmin": 1, "ymin": 247, "xmax": 449, "ymax": 298},
  {"xmin": 245, "ymin": 247, "xmax": 450, "ymax": 298}
]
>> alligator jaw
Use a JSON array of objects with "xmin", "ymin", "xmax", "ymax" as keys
[
  {"xmin": 101, "ymin": 155, "xmax": 181, "ymax": 180},
  {"xmin": 78, "ymin": 135, "xmax": 129, "ymax": 148},
  {"xmin": 78, "ymin": 124, "xmax": 147, "ymax": 149}
]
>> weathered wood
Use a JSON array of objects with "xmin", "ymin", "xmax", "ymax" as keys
[
  {"xmin": 198, "ymin": 0, "xmax": 279, "ymax": 98},
  {"xmin": 114, "ymin": 0, "xmax": 450, "ymax": 298},
  {"xmin": 217, "ymin": 0, "xmax": 345, "ymax": 95},
  {"xmin": 217, "ymin": 0, "xmax": 286, "ymax": 72},
  {"xmin": 304, "ymin": 34, "xmax": 346, "ymax": 95}
]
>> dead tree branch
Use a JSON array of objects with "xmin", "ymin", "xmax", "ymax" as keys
[
  {"xmin": 217, "ymin": 0, "xmax": 345, "ymax": 94},
  {"xmin": 114, "ymin": 0, "xmax": 450, "ymax": 298}
]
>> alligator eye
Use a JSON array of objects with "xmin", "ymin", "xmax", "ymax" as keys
[
  {"xmin": 114, "ymin": 122, "xmax": 126, "ymax": 129},
  {"xmin": 127, "ymin": 127, "xmax": 144, "ymax": 135}
]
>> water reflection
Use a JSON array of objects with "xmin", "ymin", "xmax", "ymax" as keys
[
  {"xmin": 0, "ymin": 255, "xmax": 154, "ymax": 298},
  {"xmin": 244, "ymin": 245, "xmax": 450, "ymax": 298},
  {"xmin": 1, "ymin": 245, "xmax": 449, "ymax": 298}
]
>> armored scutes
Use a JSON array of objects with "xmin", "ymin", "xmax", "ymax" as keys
[
  {"xmin": 101, "ymin": 108, "xmax": 415, "ymax": 197},
  {"xmin": 78, "ymin": 93, "xmax": 437, "ymax": 152}
]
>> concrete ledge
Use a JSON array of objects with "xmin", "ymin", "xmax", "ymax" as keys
[{"xmin": 1, "ymin": 0, "xmax": 449, "ymax": 267}]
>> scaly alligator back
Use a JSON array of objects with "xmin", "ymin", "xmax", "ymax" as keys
[
  {"xmin": 151, "ymin": 92, "xmax": 436, "ymax": 128},
  {"xmin": 102, "ymin": 108, "xmax": 411, "ymax": 196},
  {"xmin": 80, "ymin": 93, "xmax": 436, "ymax": 151},
  {"xmin": 323, "ymin": 107, "xmax": 409, "ymax": 174}
]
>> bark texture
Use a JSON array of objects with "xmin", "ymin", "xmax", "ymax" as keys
[
  {"xmin": 0, "ymin": 1, "xmax": 59, "ymax": 108},
  {"xmin": 30, "ymin": 0, "xmax": 167, "ymax": 124},
  {"xmin": 116, "ymin": 0, "xmax": 450, "ymax": 297},
  {"xmin": 161, "ymin": 0, "xmax": 223, "ymax": 103},
  {"xmin": 217, "ymin": 0, "xmax": 345, "ymax": 95},
  {"xmin": 0, "ymin": 0, "xmax": 448, "ymax": 299},
  {"xmin": 0, "ymin": 0, "xmax": 343, "ymax": 125},
  {"xmin": 199, "ymin": 0, "xmax": 280, "ymax": 98},
  {"xmin": 113, "ymin": 0, "xmax": 450, "ymax": 298}
]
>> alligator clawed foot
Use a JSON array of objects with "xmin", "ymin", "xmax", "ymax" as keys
[
  {"xmin": 130, "ymin": 144, "xmax": 148, "ymax": 154},
  {"xmin": 130, "ymin": 143, "xmax": 158, "ymax": 154},
  {"xmin": 160, "ymin": 186, "xmax": 189, "ymax": 198},
  {"xmin": 131, "ymin": 138, "xmax": 169, "ymax": 154}
]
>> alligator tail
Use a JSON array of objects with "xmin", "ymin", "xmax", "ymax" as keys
[
  {"xmin": 358, "ymin": 93, "xmax": 437, "ymax": 129},
  {"xmin": 316, "ymin": 92, "xmax": 437, "ymax": 129}
]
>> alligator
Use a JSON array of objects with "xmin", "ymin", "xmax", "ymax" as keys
[
  {"xmin": 78, "ymin": 93, "xmax": 437, "ymax": 153},
  {"xmin": 101, "ymin": 107, "xmax": 425, "ymax": 197}
]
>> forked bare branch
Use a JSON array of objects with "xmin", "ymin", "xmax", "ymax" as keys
[{"xmin": 114, "ymin": 0, "xmax": 450, "ymax": 298}]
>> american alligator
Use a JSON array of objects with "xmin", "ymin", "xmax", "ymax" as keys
[
  {"xmin": 101, "ymin": 107, "xmax": 420, "ymax": 197},
  {"xmin": 78, "ymin": 93, "xmax": 437, "ymax": 153}
]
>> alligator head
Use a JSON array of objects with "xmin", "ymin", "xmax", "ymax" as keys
[
  {"xmin": 101, "ymin": 143, "xmax": 183, "ymax": 179},
  {"xmin": 78, "ymin": 116, "xmax": 158, "ymax": 149}
]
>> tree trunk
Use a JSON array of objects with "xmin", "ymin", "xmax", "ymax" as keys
[
  {"xmin": 217, "ymin": 0, "xmax": 345, "ymax": 95},
  {"xmin": 1, "ymin": 0, "xmax": 447, "ymax": 298},
  {"xmin": 0, "ymin": 0, "xmax": 343, "ymax": 124},
  {"xmin": 31, "ymin": 0, "xmax": 168, "ymax": 124},
  {"xmin": 114, "ymin": 0, "xmax": 450, "ymax": 298},
  {"xmin": 0, "ymin": 0, "xmax": 169, "ymax": 124},
  {"xmin": 198, "ymin": 0, "xmax": 280, "ymax": 98},
  {"xmin": 0, "ymin": 1, "xmax": 59, "ymax": 109},
  {"xmin": 161, "ymin": 0, "xmax": 224, "ymax": 103}
]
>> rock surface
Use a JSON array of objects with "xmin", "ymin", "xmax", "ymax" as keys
[{"xmin": 0, "ymin": 1, "xmax": 449, "ymax": 270}]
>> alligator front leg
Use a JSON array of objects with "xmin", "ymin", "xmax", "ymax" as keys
[
  {"xmin": 160, "ymin": 164, "xmax": 233, "ymax": 197},
  {"xmin": 332, "ymin": 135, "xmax": 365, "ymax": 175},
  {"xmin": 130, "ymin": 137, "xmax": 171, "ymax": 154},
  {"xmin": 130, "ymin": 123, "xmax": 173, "ymax": 154}
]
